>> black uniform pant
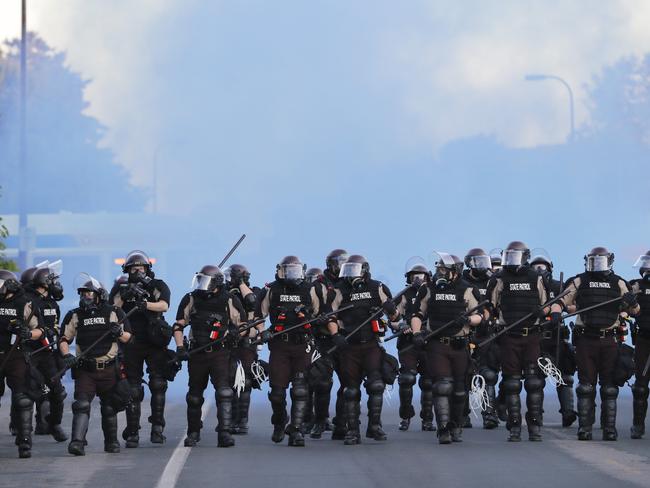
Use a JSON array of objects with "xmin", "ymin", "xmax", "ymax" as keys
[
  {"xmin": 575, "ymin": 334, "xmax": 617, "ymax": 386},
  {"xmin": 397, "ymin": 338, "xmax": 433, "ymax": 422},
  {"xmin": 72, "ymin": 366, "xmax": 118, "ymax": 444},
  {"xmin": 0, "ymin": 348, "xmax": 33, "ymax": 450},
  {"xmin": 339, "ymin": 341, "xmax": 385, "ymax": 432},
  {"xmin": 632, "ymin": 334, "xmax": 650, "ymax": 429},
  {"xmin": 186, "ymin": 347, "xmax": 232, "ymax": 434},
  {"xmin": 540, "ymin": 333, "xmax": 576, "ymax": 420},
  {"xmin": 231, "ymin": 345, "xmax": 257, "ymax": 427},
  {"xmin": 310, "ymin": 335, "xmax": 338, "ymax": 424},
  {"xmin": 29, "ymin": 351, "xmax": 67, "ymax": 426},
  {"xmin": 268, "ymin": 337, "xmax": 310, "ymax": 431},
  {"xmin": 123, "ymin": 340, "xmax": 168, "ymax": 429}
]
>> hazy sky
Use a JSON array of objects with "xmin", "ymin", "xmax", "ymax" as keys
[{"xmin": 2, "ymin": 1, "xmax": 650, "ymax": 288}]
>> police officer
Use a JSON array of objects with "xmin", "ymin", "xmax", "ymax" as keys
[
  {"xmin": 630, "ymin": 250, "xmax": 650, "ymax": 439},
  {"xmin": 256, "ymin": 256, "xmax": 321, "ymax": 446},
  {"xmin": 394, "ymin": 264, "xmax": 435, "ymax": 432},
  {"xmin": 410, "ymin": 253, "xmax": 482, "ymax": 444},
  {"xmin": 551, "ymin": 247, "xmax": 638, "ymax": 441},
  {"xmin": 309, "ymin": 249, "xmax": 348, "ymax": 440},
  {"xmin": 305, "ymin": 268, "xmax": 323, "ymax": 283},
  {"xmin": 530, "ymin": 254, "xmax": 577, "ymax": 427},
  {"xmin": 173, "ymin": 265, "xmax": 244, "ymax": 447},
  {"xmin": 59, "ymin": 274, "xmax": 132, "ymax": 455},
  {"xmin": 487, "ymin": 241, "xmax": 555, "ymax": 442},
  {"xmin": 0, "ymin": 270, "xmax": 42, "ymax": 458},
  {"xmin": 22, "ymin": 261, "xmax": 68, "ymax": 442},
  {"xmin": 224, "ymin": 264, "xmax": 259, "ymax": 435},
  {"xmin": 326, "ymin": 255, "xmax": 400, "ymax": 445},
  {"xmin": 110, "ymin": 250, "xmax": 171, "ymax": 447},
  {"xmin": 462, "ymin": 248, "xmax": 500, "ymax": 429}
]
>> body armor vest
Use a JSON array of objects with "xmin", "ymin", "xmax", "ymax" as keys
[
  {"xmin": 499, "ymin": 267, "xmax": 542, "ymax": 330},
  {"xmin": 336, "ymin": 279, "xmax": 385, "ymax": 344},
  {"xmin": 189, "ymin": 290, "xmax": 231, "ymax": 347},
  {"xmin": 267, "ymin": 281, "xmax": 313, "ymax": 334},
  {"xmin": 426, "ymin": 280, "xmax": 472, "ymax": 336},
  {"xmin": 575, "ymin": 272, "xmax": 622, "ymax": 329},
  {"xmin": 631, "ymin": 279, "xmax": 650, "ymax": 332},
  {"xmin": 0, "ymin": 293, "xmax": 27, "ymax": 351},
  {"xmin": 75, "ymin": 304, "xmax": 116, "ymax": 358}
]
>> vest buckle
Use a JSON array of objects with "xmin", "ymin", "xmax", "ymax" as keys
[
  {"xmin": 521, "ymin": 328, "xmax": 529, "ymax": 337},
  {"xmin": 95, "ymin": 361, "xmax": 106, "ymax": 370},
  {"xmin": 439, "ymin": 337, "xmax": 451, "ymax": 345}
]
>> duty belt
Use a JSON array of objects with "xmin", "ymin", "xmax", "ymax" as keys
[
  {"xmin": 274, "ymin": 332, "xmax": 309, "ymax": 344},
  {"xmin": 82, "ymin": 358, "xmax": 116, "ymax": 371},
  {"xmin": 507, "ymin": 326, "xmax": 541, "ymax": 337},
  {"xmin": 438, "ymin": 336, "xmax": 469, "ymax": 346},
  {"xmin": 577, "ymin": 327, "xmax": 616, "ymax": 339},
  {"xmin": 190, "ymin": 341, "xmax": 226, "ymax": 353}
]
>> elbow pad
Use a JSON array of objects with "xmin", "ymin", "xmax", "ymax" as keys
[{"xmin": 243, "ymin": 293, "xmax": 257, "ymax": 312}]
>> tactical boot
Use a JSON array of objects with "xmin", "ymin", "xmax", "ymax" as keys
[
  {"xmin": 437, "ymin": 426, "xmax": 452, "ymax": 445},
  {"xmin": 67, "ymin": 440, "xmax": 85, "ymax": 456},
  {"xmin": 507, "ymin": 425, "xmax": 521, "ymax": 442},
  {"xmin": 631, "ymin": 384, "xmax": 648, "ymax": 439},
  {"xmin": 631, "ymin": 424, "xmax": 645, "ymax": 439},
  {"xmin": 123, "ymin": 402, "xmax": 141, "ymax": 448},
  {"xmin": 233, "ymin": 389, "xmax": 251, "ymax": 435},
  {"xmin": 482, "ymin": 413, "xmax": 499, "ymax": 430},
  {"xmin": 344, "ymin": 423, "xmax": 361, "ymax": 445},
  {"xmin": 558, "ymin": 383, "xmax": 577, "ymax": 427},
  {"xmin": 272, "ymin": 424, "xmax": 286, "ymax": 443},
  {"xmin": 331, "ymin": 417, "xmax": 346, "ymax": 440},
  {"xmin": 216, "ymin": 388, "xmax": 235, "ymax": 447},
  {"xmin": 310, "ymin": 422, "xmax": 326, "ymax": 439},
  {"xmin": 450, "ymin": 425, "xmax": 463, "ymax": 443},
  {"xmin": 102, "ymin": 410, "xmax": 120, "ymax": 453},
  {"xmin": 16, "ymin": 437, "xmax": 31, "ymax": 459},
  {"xmin": 600, "ymin": 385, "xmax": 618, "ymax": 441},
  {"xmin": 47, "ymin": 397, "xmax": 68, "ymax": 442},
  {"xmin": 35, "ymin": 398, "xmax": 51, "ymax": 435},
  {"xmin": 366, "ymin": 423, "xmax": 387, "ymax": 441},
  {"xmin": 150, "ymin": 424, "xmax": 166, "ymax": 444},
  {"xmin": 399, "ymin": 418, "xmax": 410, "ymax": 431},
  {"xmin": 287, "ymin": 426, "xmax": 305, "ymax": 447},
  {"xmin": 218, "ymin": 431, "xmax": 235, "ymax": 448},
  {"xmin": 421, "ymin": 420, "xmax": 436, "ymax": 431},
  {"xmin": 48, "ymin": 424, "xmax": 68, "ymax": 442},
  {"xmin": 184, "ymin": 432, "xmax": 200, "ymax": 447},
  {"xmin": 462, "ymin": 416, "xmax": 472, "ymax": 428}
]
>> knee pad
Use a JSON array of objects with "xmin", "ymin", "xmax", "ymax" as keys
[
  {"xmin": 502, "ymin": 376, "xmax": 523, "ymax": 395},
  {"xmin": 479, "ymin": 367, "xmax": 498, "ymax": 385},
  {"xmin": 217, "ymin": 387, "xmax": 234, "ymax": 402},
  {"xmin": 365, "ymin": 376, "xmax": 385, "ymax": 395},
  {"xmin": 632, "ymin": 383, "xmax": 650, "ymax": 399},
  {"xmin": 72, "ymin": 399, "xmax": 91, "ymax": 414},
  {"xmin": 576, "ymin": 383, "xmax": 595, "ymax": 398},
  {"xmin": 561, "ymin": 374, "xmax": 574, "ymax": 387},
  {"xmin": 524, "ymin": 375, "xmax": 545, "ymax": 393},
  {"xmin": 418, "ymin": 377, "xmax": 433, "ymax": 391},
  {"xmin": 12, "ymin": 393, "xmax": 33, "ymax": 410},
  {"xmin": 523, "ymin": 364, "xmax": 540, "ymax": 378},
  {"xmin": 149, "ymin": 376, "xmax": 168, "ymax": 393},
  {"xmin": 432, "ymin": 378, "xmax": 454, "ymax": 396},
  {"xmin": 186, "ymin": 393, "xmax": 204, "ymax": 409},
  {"xmin": 600, "ymin": 384, "xmax": 619, "ymax": 399},
  {"xmin": 343, "ymin": 386, "xmax": 361, "ymax": 402},
  {"xmin": 100, "ymin": 401, "xmax": 116, "ymax": 417},
  {"xmin": 290, "ymin": 377, "xmax": 309, "ymax": 400},
  {"xmin": 130, "ymin": 384, "xmax": 145, "ymax": 402},
  {"xmin": 49, "ymin": 387, "xmax": 67, "ymax": 403},
  {"xmin": 268, "ymin": 386, "xmax": 286, "ymax": 404},
  {"xmin": 398, "ymin": 368, "xmax": 417, "ymax": 387}
]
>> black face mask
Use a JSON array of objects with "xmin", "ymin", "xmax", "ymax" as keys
[
  {"xmin": 2, "ymin": 280, "xmax": 21, "ymax": 296},
  {"xmin": 129, "ymin": 270, "xmax": 152, "ymax": 286},
  {"xmin": 642, "ymin": 271, "xmax": 650, "ymax": 281},
  {"xmin": 471, "ymin": 268, "xmax": 490, "ymax": 279},
  {"xmin": 79, "ymin": 296, "xmax": 97, "ymax": 311}
]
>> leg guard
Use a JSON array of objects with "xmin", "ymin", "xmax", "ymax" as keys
[
  {"xmin": 479, "ymin": 367, "xmax": 499, "ymax": 428},
  {"xmin": 502, "ymin": 375, "xmax": 522, "ymax": 441},
  {"xmin": 631, "ymin": 383, "xmax": 649, "ymax": 439},
  {"xmin": 100, "ymin": 400, "xmax": 120, "ymax": 453},
  {"xmin": 123, "ymin": 383, "xmax": 144, "ymax": 445},
  {"xmin": 398, "ymin": 368, "xmax": 416, "ymax": 420},
  {"xmin": 185, "ymin": 392, "xmax": 204, "ymax": 434},
  {"xmin": 216, "ymin": 387, "xmax": 235, "ymax": 447},
  {"xmin": 343, "ymin": 386, "xmax": 361, "ymax": 445},
  {"xmin": 332, "ymin": 385, "xmax": 346, "ymax": 439},
  {"xmin": 365, "ymin": 374, "xmax": 386, "ymax": 441},
  {"xmin": 35, "ymin": 397, "xmax": 51, "ymax": 435},
  {"xmin": 576, "ymin": 382, "xmax": 596, "ymax": 440},
  {"xmin": 524, "ymin": 369, "xmax": 544, "ymax": 441},
  {"xmin": 234, "ymin": 379, "xmax": 252, "ymax": 434},
  {"xmin": 289, "ymin": 373, "xmax": 309, "ymax": 432},
  {"xmin": 432, "ymin": 378, "xmax": 453, "ymax": 431},
  {"xmin": 312, "ymin": 376, "xmax": 333, "ymax": 423},
  {"xmin": 600, "ymin": 384, "xmax": 619, "ymax": 441},
  {"xmin": 419, "ymin": 377, "xmax": 435, "ymax": 431},
  {"xmin": 13, "ymin": 393, "xmax": 34, "ymax": 456},
  {"xmin": 46, "ymin": 386, "xmax": 67, "ymax": 427},
  {"xmin": 557, "ymin": 374, "xmax": 577, "ymax": 427},
  {"xmin": 268, "ymin": 386, "xmax": 287, "ymax": 426},
  {"xmin": 68, "ymin": 398, "xmax": 91, "ymax": 456},
  {"xmin": 450, "ymin": 380, "xmax": 467, "ymax": 442},
  {"xmin": 148, "ymin": 376, "xmax": 168, "ymax": 428}
]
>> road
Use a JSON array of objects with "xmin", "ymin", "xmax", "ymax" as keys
[{"xmin": 1, "ymin": 381, "xmax": 649, "ymax": 488}]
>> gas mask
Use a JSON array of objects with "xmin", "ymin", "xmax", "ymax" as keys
[
  {"xmin": 48, "ymin": 279, "xmax": 64, "ymax": 301},
  {"xmin": 79, "ymin": 294, "xmax": 98, "ymax": 311},
  {"xmin": 129, "ymin": 269, "xmax": 152, "ymax": 286},
  {"xmin": 435, "ymin": 268, "xmax": 454, "ymax": 289}
]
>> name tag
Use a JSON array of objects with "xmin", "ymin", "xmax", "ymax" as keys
[
  {"xmin": 509, "ymin": 283, "xmax": 531, "ymax": 291},
  {"xmin": 82, "ymin": 317, "xmax": 106, "ymax": 326},
  {"xmin": 435, "ymin": 293, "xmax": 457, "ymax": 301},
  {"xmin": 351, "ymin": 292, "xmax": 372, "ymax": 301},
  {"xmin": 589, "ymin": 282, "xmax": 610, "ymax": 289},
  {"xmin": 279, "ymin": 295, "xmax": 301, "ymax": 303}
]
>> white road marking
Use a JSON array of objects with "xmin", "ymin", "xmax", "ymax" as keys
[{"xmin": 155, "ymin": 402, "xmax": 210, "ymax": 488}]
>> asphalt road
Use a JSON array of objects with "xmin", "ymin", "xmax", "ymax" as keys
[{"xmin": 1, "ymin": 381, "xmax": 649, "ymax": 488}]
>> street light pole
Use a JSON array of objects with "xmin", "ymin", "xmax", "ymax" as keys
[
  {"xmin": 525, "ymin": 74, "xmax": 575, "ymax": 142},
  {"xmin": 18, "ymin": 0, "xmax": 28, "ymax": 271}
]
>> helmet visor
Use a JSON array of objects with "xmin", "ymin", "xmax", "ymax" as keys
[
  {"xmin": 433, "ymin": 251, "xmax": 456, "ymax": 269},
  {"xmin": 192, "ymin": 273, "xmax": 215, "ymax": 291},
  {"xmin": 468, "ymin": 255, "xmax": 491, "ymax": 270},
  {"xmin": 633, "ymin": 255, "xmax": 650, "ymax": 269},
  {"xmin": 502, "ymin": 249, "xmax": 524, "ymax": 267},
  {"xmin": 339, "ymin": 262, "xmax": 363, "ymax": 278},
  {"xmin": 74, "ymin": 273, "xmax": 103, "ymax": 293},
  {"xmin": 586, "ymin": 255, "xmax": 611, "ymax": 272},
  {"xmin": 281, "ymin": 263, "xmax": 305, "ymax": 281}
]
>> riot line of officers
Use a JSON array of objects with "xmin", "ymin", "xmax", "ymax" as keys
[{"xmin": 1, "ymin": 243, "xmax": 650, "ymax": 458}]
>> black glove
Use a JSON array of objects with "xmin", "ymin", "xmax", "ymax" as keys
[
  {"xmin": 382, "ymin": 300, "xmax": 397, "ymax": 317},
  {"xmin": 259, "ymin": 330, "xmax": 273, "ymax": 344},
  {"xmin": 622, "ymin": 292, "xmax": 638, "ymax": 308},
  {"xmin": 535, "ymin": 308, "xmax": 550, "ymax": 321},
  {"xmin": 62, "ymin": 353, "xmax": 77, "ymax": 369},
  {"xmin": 331, "ymin": 333, "xmax": 348, "ymax": 350},
  {"xmin": 176, "ymin": 346, "xmax": 189, "ymax": 362},
  {"xmin": 412, "ymin": 331, "xmax": 426, "ymax": 348},
  {"xmin": 135, "ymin": 300, "xmax": 148, "ymax": 312},
  {"xmin": 109, "ymin": 322, "xmax": 123, "ymax": 338},
  {"xmin": 410, "ymin": 277, "xmax": 424, "ymax": 289}
]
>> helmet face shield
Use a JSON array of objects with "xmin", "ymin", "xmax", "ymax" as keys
[
  {"xmin": 502, "ymin": 249, "xmax": 525, "ymax": 267},
  {"xmin": 339, "ymin": 262, "xmax": 363, "ymax": 279},
  {"xmin": 633, "ymin": 255, "xmax": 650, "ymax": 270},
  {"xmin": 45, "ymin": 259, "xmax": 63, "ymax": 278},
  {"xmin": 327, "ymin": 252, "xmax": 349, "ymax": 274},
  {"xmin": 468, "ymin": 255, "xmax": 491, "ymax": 271},
  {"xmin": 192, "ymin": 273, "xmax": 216, "ymax": 291},
  {"xmin": 586, "ymin": 255, "xmax": 611, "ymax": 272},
  {"xmin": 280, "ymin": 263, "xmax": 305, "ymax": 281}
]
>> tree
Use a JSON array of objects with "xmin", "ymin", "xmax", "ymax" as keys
[{"xmin": 0, "ymin": 33, "xmax": 145, "ymax": 214}]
